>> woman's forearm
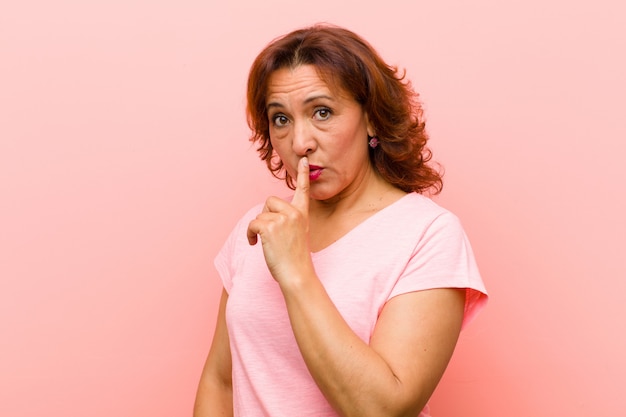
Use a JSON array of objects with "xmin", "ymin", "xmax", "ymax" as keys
[
  {"xmin": 279, "ymin": 275, "xmax": 420, "ymax": 417},
  {"xmin": 279, "ymin": 272, "xmax": 464, "ymax": 417}
]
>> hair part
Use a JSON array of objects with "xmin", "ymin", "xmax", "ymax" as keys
[{"xmin": 246, "ymin": 23, "xmax": 443, "ymax": 194}]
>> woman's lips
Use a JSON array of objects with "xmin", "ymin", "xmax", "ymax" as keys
[{"xmin": 308, "ymin": 164, "xmax": 323, "ymax": 181}]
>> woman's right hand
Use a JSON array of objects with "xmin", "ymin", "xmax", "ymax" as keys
[{"xmin": 246, "ymin": 157, "xmax": 315, "ymax": 284}]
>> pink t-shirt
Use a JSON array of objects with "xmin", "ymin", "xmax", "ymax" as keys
[{"xmin": 215, "ymin": 192, "xmax": 488, "ymax": 417}]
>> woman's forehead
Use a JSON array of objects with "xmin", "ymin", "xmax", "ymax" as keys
[{"xmin": 265, "ymin": 65, "xmax": 350, "ymax": 103}]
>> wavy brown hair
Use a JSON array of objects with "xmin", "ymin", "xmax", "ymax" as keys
[{"xmin": 246, "ymin": 24, "xmax": 443, "ymax": 194}]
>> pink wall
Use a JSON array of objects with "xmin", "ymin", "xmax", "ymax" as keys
[{"xmin": 1, "ymin": 1, "xmax": 624, "ymax": 416}]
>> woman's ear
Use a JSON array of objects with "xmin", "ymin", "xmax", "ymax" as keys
[{"xmin": 365, "ymin": 113, "xmax": 376, "ymax": 138}]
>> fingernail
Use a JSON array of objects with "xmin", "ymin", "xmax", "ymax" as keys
[{"xmin": 301, "ymin": 157, "xmax": 309, "ymax": 167}]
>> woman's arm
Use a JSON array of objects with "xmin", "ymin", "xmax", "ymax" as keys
[
  {"xmin": 193, "ymin": 288, "xmax": 233, "ymax": 417},
  {"xmin": 281, "ymin": 277, "xmax": 464, "ymax": 417}
]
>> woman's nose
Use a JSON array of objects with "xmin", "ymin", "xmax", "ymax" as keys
[{"xmin": 291, "ymin": 122, "xmax": 316, "ymax": 156}]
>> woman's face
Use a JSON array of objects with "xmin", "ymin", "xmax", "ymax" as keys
[{"xmin": 266, "ymin": 65, "xmax": 375, "ymax": 203}]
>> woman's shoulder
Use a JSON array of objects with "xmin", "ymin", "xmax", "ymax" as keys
[
  {"xmin": 391, "ymin": 192, "xmax": 457, "ymax": 222},
  {"xmin": 373, "ymin": 193, "xmax": 473, "ymax": 248}
]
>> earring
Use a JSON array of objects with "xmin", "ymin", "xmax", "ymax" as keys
[{"xmin": 368, "ymin": 136, "xmax": 379, "ymax": 149}]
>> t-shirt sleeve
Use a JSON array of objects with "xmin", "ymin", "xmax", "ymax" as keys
[
  {"xmin": 388, "ymin": 211, "xmax": 488, "ymax": 329},
  {"xmin": 214, "ymin": 205, "xmax": 262, "ymax": 293}
]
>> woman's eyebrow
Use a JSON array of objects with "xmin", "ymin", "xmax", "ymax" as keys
[
  {"xmin": 304, "ymin": 94, "xmax": 334, "ymax": 104},
  {"xmin": 266, "ymin": 94, "xmax": 335, "ymax": 110},
  {"xmin": 266, "ymin": 101, "xmax": 284, "ymax": 110}
]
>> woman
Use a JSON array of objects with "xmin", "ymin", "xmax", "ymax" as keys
[{"xmin": 194, "ymin": 24, "xmax": 487, "ymax": 417}]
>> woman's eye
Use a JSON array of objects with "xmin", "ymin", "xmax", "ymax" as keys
[
  {"xmin": 272, "ymin": 114, "xmax": 289, "ymax": 127},
  {"xmin": 314, "ymin": 108, "xmax": 332, "ymax": 120}
]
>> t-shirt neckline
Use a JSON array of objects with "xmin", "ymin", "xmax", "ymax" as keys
[{"xmin": 309, "ymin": 192, "xmax": 419, "ymax": 256}]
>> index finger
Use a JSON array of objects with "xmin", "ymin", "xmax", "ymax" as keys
[{"xmin": 291, "ymin": 156, "xmax": 310, "ymax": 213}]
